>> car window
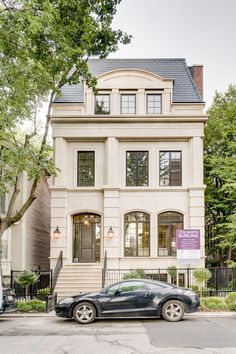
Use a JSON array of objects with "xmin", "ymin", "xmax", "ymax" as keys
[
  {"xmin": 147, "ymin": 283, "xmax": 163, "ymax": 290},
  {"xmin": 119, "ymin": 281, "xmax": 147, "ymax": 293},
  {"xmin": 106, "ymin": 284, "xmax": 119, "ymax": 295}
]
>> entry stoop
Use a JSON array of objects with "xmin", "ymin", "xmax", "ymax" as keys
[{"xmin": 55, "ymin": 264, "xmax": 103, "ymax": 299}]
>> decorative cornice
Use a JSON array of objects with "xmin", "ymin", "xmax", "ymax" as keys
[{"xmin": 50, "ymin": 115, "xmax": 208, "ymax": 124}]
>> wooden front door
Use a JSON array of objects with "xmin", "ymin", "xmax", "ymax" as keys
[
  {"xmin": 73, "ymin": 224, "xmax": 95, "ymax": 263},
  {"xmin": 79, "ymin": 224, "xmax": 95, "ymax": 262}
]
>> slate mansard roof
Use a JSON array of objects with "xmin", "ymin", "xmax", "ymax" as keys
[{"xmin": 54, "ymin": 58, "xmax": 203, "ymax": 104}]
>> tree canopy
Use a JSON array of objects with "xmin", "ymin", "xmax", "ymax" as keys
[
  {"xmin": 205, "ymin": 85, "xmax": 236, "ymax": 266},
  {"xmin": 0, "ymin": 0, "xmax": 130, "ymax": 263}
]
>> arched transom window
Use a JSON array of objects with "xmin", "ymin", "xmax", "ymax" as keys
[
  {"xmin": 158, "ymin": 212, "xmax": 183, "ymax": 256},
  {"xmin": 124, "ymin": 212, "xmax": 150, "ymax": 257}
]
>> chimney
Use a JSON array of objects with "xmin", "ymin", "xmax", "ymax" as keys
[{"xmin": 189, "ymin": 65, "xmax": 203, "ymax": 99}]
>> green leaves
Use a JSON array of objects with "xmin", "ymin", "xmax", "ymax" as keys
[{"xmin": 205, "ymin": 85, "xmax": 236, "ymax": 265}]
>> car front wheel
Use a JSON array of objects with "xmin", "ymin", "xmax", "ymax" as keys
[
  {"xmin": 161, "ymin": 300, "xmax": 184, "ymax": 322},
  {"xmin": 73, "ymin": 302, "xmax": 96, "ymax": 324}
]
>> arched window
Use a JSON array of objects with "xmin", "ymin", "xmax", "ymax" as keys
[
  {"xmin": 124, "ymin": 212, "xmax": 150, "ymax": 257},
  {"xmin": 158, "ymin": 212, "xmax": 183, "ymax": 256}
]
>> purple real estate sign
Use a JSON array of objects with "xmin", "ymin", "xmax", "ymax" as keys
[{"xmin": 176, "ymin": 229, "xmax": 200, "ymax": 261}]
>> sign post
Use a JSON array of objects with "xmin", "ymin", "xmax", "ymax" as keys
[{"xmin": 176, "ymin": 229, "xmax": 200, "ymax": 264}]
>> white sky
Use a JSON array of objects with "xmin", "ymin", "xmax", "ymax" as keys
[{"xmin": 111, "ymin": 0, "xmax": 236, "ymax": 108}]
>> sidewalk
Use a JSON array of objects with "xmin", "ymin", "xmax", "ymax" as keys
[{"xmin": 1, "ymin": 311, "xmax": 236, "ymax": 318}]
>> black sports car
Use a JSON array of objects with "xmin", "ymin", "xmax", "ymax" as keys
[{"xmin": 55, "ymin": 279, "xmax": 200, "ymax": 324}]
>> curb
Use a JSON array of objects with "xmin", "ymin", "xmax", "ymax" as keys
[{"xmin": 1, "ymin": 311, "xmax": 236, "ymax": 319}]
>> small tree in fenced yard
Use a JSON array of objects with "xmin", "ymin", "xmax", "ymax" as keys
[
  {"xmin": 15, "ymin": 270, "xmax": 39, "ymax": 299},
  {"xmin": 167, "ymin": 266, "xmax": 177, "ymax": 283},
  {"xmin": 193, "ymin": 269, "xmax": 212, "ymax": 299}
]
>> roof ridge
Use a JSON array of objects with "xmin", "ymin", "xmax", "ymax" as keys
[{"xmin": 88, "ymin": 58, "xmax": 186, "ymax": 61}]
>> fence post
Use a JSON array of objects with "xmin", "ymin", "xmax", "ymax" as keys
[
  {"xmin": 10, "ymin": 270, "xmax": 13, "ymax": 288},
  {"xmin": 216, "ymin": 268, "xmax": 219, "ymax": 291},
  {"xmin": 187, "ymin": 268, "xmax": 190, "ymax": 288},
  {"xmin": 50, "ymin": 270, "xmax": 53, "ymax": 293}
]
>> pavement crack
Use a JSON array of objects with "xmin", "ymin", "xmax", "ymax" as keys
[{"xmin": 95, "ymin": 334, "xmax": 143, "ymax": 354}]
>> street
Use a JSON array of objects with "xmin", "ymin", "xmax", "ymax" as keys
[{"xmin": 1, "ymin": 315, "xmax": 236, "ymax": 354}]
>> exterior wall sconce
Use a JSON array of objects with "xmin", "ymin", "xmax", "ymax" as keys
[
  {"xmin": 53, "ymin": 226, "xmax": 61, "ymax": 239},
  {"xmin": 107, "ymin": 226, "xmax": 114, "ymax": 238}
]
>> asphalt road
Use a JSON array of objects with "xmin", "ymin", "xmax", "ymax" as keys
[{"xmin": 0, "ymin": 315, "xmax": 236, "ymax": 354}]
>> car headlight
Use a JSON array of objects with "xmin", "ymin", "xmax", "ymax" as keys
[
  {"xmin": 58, "ymin": 297, "xmax": 74, "ymax": 305},
  {"xmin": 184, "ymin": 290, "xmax": 198, "ymax": 299}
]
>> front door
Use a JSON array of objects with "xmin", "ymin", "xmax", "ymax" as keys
[
  {"xmin": 79, "ymin": 224, "xmax": 95, "ymax": 262},
  {"xmin": 73, "ymin": 213, "xmax": 101, "ymax": 263}
]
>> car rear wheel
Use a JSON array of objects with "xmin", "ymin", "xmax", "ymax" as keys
[
  {"xmin": 73, "ymin": 302, "xmax": 96, "ymax": 324},
  {"xmin": 161, "ymin": 300, "xmax": 184, "ymax": 322}
]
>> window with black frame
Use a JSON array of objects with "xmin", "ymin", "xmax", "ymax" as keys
[
  {"xmin": 77, "ymin": 151, "xmax": 95, "ymax": 187},
  {"xmin": 158, "ymin": 212, "xmax": 183, "ymax": 256},
  {"xmin": 121, "ymin": 94, "xmax": 136, "ymax": 114},
  {"xmin": 126, "ymin": 151, "xmax": 149, "ymax": 186},
  {"xmin": 159, "ymin": 151, "xmax": 182, "ymax": 186},
  {"xmin": 124, "ymin": 211, "xmax": 150, "ymax": 257},
  {"xmin": 95, "ymin": 94, "xmax": 110, "ymax": 114},
  {"xmin": 147, "ymin": 94, "xmax": 161, "ymax": 114}
]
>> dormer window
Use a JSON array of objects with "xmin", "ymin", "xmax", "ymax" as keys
[
  {"xmin": 121, "ymin": 94, "xmax": 136, "ymax": 114},
  {"xmin": 95, "ymin": 94, "xmax": 110, "ymax": 115},
  {"xmin": 147, "ymin": 94, "xmax": 161, "ymax": 114}
]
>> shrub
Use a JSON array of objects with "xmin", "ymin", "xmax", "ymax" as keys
[
  {"xmin": 191, "ymin": 286, "xmax": 211, "ymax": 297},
  {"xmin": 123, "ymin": 269, "xmax": 145, "ymax": 280},
  {"xmin": 37, "ymin": 287, "xmax": 51, "ymax": 300},
  {"xmin": 17, "ymin": 299, "xmax": 45, "ymax": 312},
  {"xmin": 200, "ymin": 297, "xmax": 229, "ymax": 311},
  {"xmin": 229, "ymin": 279, "xmax": 236, "ymax": 290},
  {"xmin": 225, "ymin": 292, "xmax": 236, "ymax": 311}
]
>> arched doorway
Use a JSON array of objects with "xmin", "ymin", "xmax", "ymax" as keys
[{"xmin": 73, "ymin": 213, "xmax": 101, "ymax": 263}]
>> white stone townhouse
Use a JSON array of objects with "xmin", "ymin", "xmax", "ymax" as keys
[{"xmin": 50, "ymin": 59, "xmax": 207, "ymax": 297}]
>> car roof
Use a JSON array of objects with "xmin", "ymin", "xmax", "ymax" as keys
[{"xmin": 105, "ymin": 278, "xmax": 173, "ymax": 289}]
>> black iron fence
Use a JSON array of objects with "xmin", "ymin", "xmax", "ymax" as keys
[
  {"xmin": 11, "ymin": 270, "xmax": 53, "ymax": 299},
  {"xmin": 104, "ymin": 267, "xmax": 236, "ymax": 297}
]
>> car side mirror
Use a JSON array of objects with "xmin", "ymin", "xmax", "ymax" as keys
[{"xmin": 114, "ymin": 289, "xmax": 121, "ymax": 296}]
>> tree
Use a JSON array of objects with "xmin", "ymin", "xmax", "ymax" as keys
[
  {"xmin": 15, "ymin": 270, "xmax": 39, "ymax": 298},
  {"xmin": 0, "ymin": 0, "xmax": 131, "ymax": 275},
  {"xmin": 204, "ymin": 85, "xmax": 236, "ymax": 266},
  {"xmin": 193, "ymin": 268, "xmax": 212, "ymax": 299}
]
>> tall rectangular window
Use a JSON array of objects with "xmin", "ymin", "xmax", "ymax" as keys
[
  {"xmin": 121, "ymin": 94, "xmax": 136, "ymax": 114},
  {"xmin": 77, "ymin": 151, "xmax": 95, "ymax": 187},
  {"xmin": 147, "ymin": 94, "xmax": 161, "ymax": 114},
  {"xmin": 159, "ymin": 151, "xmax": 182, "ymax": 186},
  {"xmin": 126, "ymin": 151, "xmax": 149, "ymax": 186},
  {"xmin": 95, "ymin": 94, "xmax": 110, "ymax": 114}
]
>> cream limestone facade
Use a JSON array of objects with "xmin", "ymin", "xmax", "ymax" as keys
[{"xmin": 50, "ymin": 62, "xmax": 207, "ymax": 279}]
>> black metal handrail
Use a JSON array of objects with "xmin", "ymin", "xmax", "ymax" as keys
[
  {"xmin": 52, "ymin": 251, "xmax": 63, "ymax": 291},
  {"xmin": 102, "ymin": 250, "xmax": 107, "ymax": 288}
]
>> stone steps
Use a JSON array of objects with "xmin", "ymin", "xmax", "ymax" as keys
[{"xmin": 55, "ymin": 264, "xmax": 103, "ymax": 298}]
